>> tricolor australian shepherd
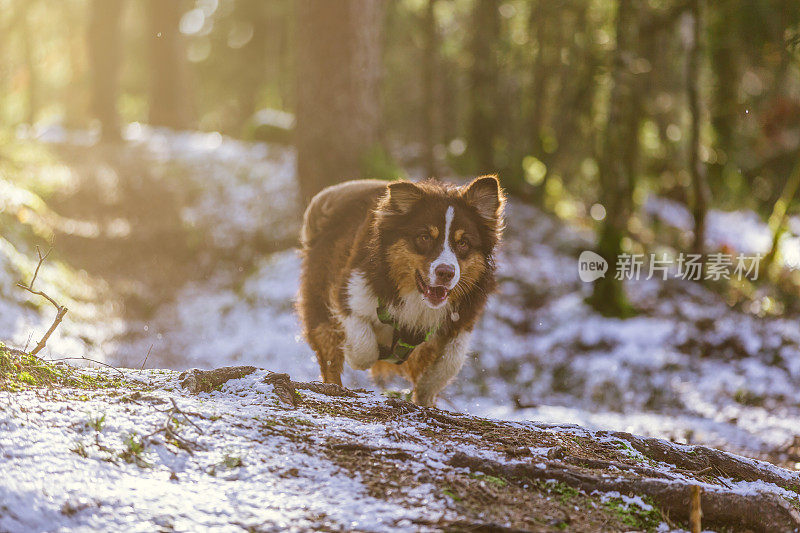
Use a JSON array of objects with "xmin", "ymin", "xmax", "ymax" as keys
[{"xmin": 297, "ymin": 176, "xmax": 505, "ymax": 405}]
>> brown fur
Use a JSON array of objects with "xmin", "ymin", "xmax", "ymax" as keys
[{"xmin": 297, "ymin": 176, "xmax": 505, "ymax": 404}]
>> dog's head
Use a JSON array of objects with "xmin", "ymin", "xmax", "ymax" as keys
[{"xmin": 374, "ymin": 176, "xmax": 505, "ymax": 309}]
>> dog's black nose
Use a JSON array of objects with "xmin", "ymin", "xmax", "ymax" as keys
[{"xmin": 434, "ymin": 264, "xmax": 456, "ymax": 284}]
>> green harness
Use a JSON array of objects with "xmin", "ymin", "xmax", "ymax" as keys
[{"xmin": 376, "ymin": 300, "xmax": 438, "ymax": 364}]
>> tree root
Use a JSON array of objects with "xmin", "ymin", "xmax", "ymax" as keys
[
  {"xmin": 603, "ymin": 430, "xmax": 800, "ymax": 492},
  {"xmin": 179, "ymin": 366, "xmax": 257, "ymax": 393},
  {"xmin": 448, "ymin": 452, "xmax": 800, "ymax": 533},
  {"xmin": 179, "ymin": 366, "xmax": 361, "ymax": 404},
  {"xmin": 262, "ymin": 372, "xmax": 301, "ymax": 406},
  {"xmin": 293, "ymin": 381, "xmax": 358, "ymax": 398}
]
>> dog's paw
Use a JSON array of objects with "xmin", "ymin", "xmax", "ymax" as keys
[
  {"xmin": 344, "ymin": 346, "xmax": 379, "ymax": 370},
  {"xmin": 342, "ymin": 317, "xmax": 379, "ymax": 370}
]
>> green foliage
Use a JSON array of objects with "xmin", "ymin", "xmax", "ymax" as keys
[
  {"xmin": 120, "ymin": 433, "xmax": 150, "ymax": 467},
  {"xmin": 3, "ymin": 0, "xmax": 800, "ymax": 313},
  {"xmin": 360, "ymin": 145, "xmax": 406, "ymax": 181},
  {"xmin": 87, "ymin": 413, "xmax": 106, "ymax": 432},
  {"xmin": 70, "ymin": 441, "xmax": 88, "ymax": 458}
]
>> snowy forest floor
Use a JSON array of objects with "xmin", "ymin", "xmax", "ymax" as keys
[
  {"xmin": 3, "ymin": 126, "xmax": 800, "ymax": 530},
  {"xmin": 3, "ymin": 351, "xmax": 800, "ymax": 532}
]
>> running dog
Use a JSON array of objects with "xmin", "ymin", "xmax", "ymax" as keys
[{"xmin": 297, "ymin": 176, "xmax": 505, "ymax": 405}]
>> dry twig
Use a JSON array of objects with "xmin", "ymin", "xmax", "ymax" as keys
[
  {"xmin": 145, "ymin": 398, "xmax": 204, "ymax": 455},
  {"xmin": 47, "ymin": 356, "xmax": 126, "ymax": 379},
  {"xmin": 16, "ymin": 246, "xmax": 68, "ymax": 356},
  {"xmin": 139, "ymin": 344, "xmax": 153, "ymax": 372},
  {"xmin": 690, "ymin": 485, "xmax": 703, "ymax": 533}
]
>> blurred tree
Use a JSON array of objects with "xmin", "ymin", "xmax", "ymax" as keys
[
  {"xmin": 88, "ymin": 0, "xmax": 124, "ymax": 140},
  {"xmin": 707, "ymin": 0, "xmax": 739, "ymax": 196},
  {"xmin": 527, "ymin": 0, "xmax": 551, "ymax": 164},
  {"xmin": 147, "ymin": 0, "xmax": 192, "ymax": 129},
  {"xmin": 22, "ymin": 5, "xmax": 38, "ymax": 126},
  {"xmin": 588, "ymin": 0, "xmax": 641, "ymax": 317},
  {"xmin": 231, "ymin": 1, "xmax": 269, "ymax": 134},
  {"xmin": 422, "ymin": 0, "xmax": 439, "ymax": 179},
  {"xmin": 295, "ymin": 0, "xmax": 386, "ymax": 204},
  {"xmin": 687, "ymin": 0, "xmax": 710, "ymax": 254},
  {"xmin": 468, "ymin": 0, "xmax": 499, "ymax": 174}
]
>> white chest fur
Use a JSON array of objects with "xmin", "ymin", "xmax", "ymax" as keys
[{"xmin": 346, "ymin": 270, "xmax": 447, "ymax": 333}]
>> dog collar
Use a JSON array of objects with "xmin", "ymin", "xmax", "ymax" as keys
[{"xmin": 376, "ymin": 300, "xmax": 437, "ymax": 365}]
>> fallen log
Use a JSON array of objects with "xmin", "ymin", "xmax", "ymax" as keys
[{"xmin": 449, "ymin": 452, "xmax": 800, "ymax": 532}]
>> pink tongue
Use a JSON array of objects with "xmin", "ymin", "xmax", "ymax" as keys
[{"xmin": 428, "ymin": 286, "xmax": 447, "ymax": 301}]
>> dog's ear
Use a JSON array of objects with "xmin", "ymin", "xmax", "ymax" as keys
[
  {"xmin": 386, "ymin": 181, "xmax": 423, "ymax": 214},
  {"xmin": 461, "ymin": 175, "xmax": 505, "ymax": 226}
]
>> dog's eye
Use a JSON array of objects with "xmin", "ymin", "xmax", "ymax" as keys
[
  {"xmin": 456, "ymin": 239, "xmax": 470, "ymax": 252},
  {"xmin": 416, "ymin": 234, "xmax": 431, "ymax": 248}
]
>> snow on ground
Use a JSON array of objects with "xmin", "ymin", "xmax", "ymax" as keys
[
  {"xmin": 2, "ymin": 367, "xmax": 799, "ymax": 532},
  {"xmin": 5, "ymin": 127, "xmax": 800, "ymax": 465},
  {"xmin": 645, "ymin": 194, "xmax": 800, "ymax": 262},
  {"xmin": 121, "ymin": 123, "xmax": 300, "ymax": 250},
  {"xmin": 0, "ymin": 370, "xmax": 452, "ymax": 532}
]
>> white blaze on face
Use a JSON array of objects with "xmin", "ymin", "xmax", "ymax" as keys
[{"xmin": 428, "ymin": 206, "xmax": 460, "ymax": 290}]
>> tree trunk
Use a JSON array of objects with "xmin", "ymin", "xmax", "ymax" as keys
[
  {"xmin": 528, "ymin": 0, "xmax": 550, "ymax": 161},
  {"xmin": 147, "ymin": 0, "xmax": 191, "ymax": 130},
  {"xmin": 588, "ymin": 0, "xmax": 641, "ymax": 317},
  {"xmin": 421, "ymin": 0, "xmax": 439, "ymax": 179},
  {"xmin": 295, "ymin": 0, "xmax": 385, "ymax": 205},
  {"xmin": 687, "ymin": 0, "xmax": 710, "ymax": 256},
  {"xmin": 230, "ymin": 2, "xmax": 268, "ymax": 135},
  {"xmin": 22, "ymin": 7, "xmax": 39, "ymax": 127},
  {"xmin": 87, "ymin": 0, "xmax": 124, "ymax": 140},
  {"xmin": 468, "ymin": 0, "xmax": 499, "ymax": 174},
  {"xmin": 707, "ymin": 0, "xmax": 738, "ymax": 193}
]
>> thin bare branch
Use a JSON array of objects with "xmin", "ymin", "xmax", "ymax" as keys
[
  {"xmin": 144, "ymin": 398, "xmax": 204, "ymax": 455},
  {"xmin": 47, "ymin": 356, "xmax": 126, "ymax": 379},
  {"xmin": 29, "ymin": 245, "xmax": 52, "ymax": 289},
  {"xmin": 16, "ymin": 245, "xmax": 67, "ymax": 356},
  {"xmin": 139, "ymin": 344, "xmax": 153, "ymax": 372}
]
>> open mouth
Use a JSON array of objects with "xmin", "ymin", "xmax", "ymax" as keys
[{"xmin": 415, "ymin": 270, "xmax": 449, "ymax": 306}]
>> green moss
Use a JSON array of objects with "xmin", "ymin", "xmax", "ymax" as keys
[
  {"xmin": 601, "ymin": 496, "xmax": 662, "ymax": 531},
  {"xmin": 282, "ymin": 416, "xmax": 315, "ymax": 427},
  {"xmin": 442, "ymin": 487, "xmax": 462, "ymax": 501},
  {"xmin": 120, "ymin": 433, "xmax": 150, "ymax": 467},
  {"xmin": 382, "ymin": 389, "xmax": 413, "ymax": 401},
  {"xmin": 733, "ymin": 388, "xmax": 765, "ymax": 406},
  {"xmin": 0, "ymin": 343, "xmax": 132, "ymax": 392},
  {"xmin": 220, "ymin": 453, "xmax": 243, "ymax": 469},
  {"xmin": 539, "ymin": 481, "xmax": 580, "ymax": 504},
  {"xmin": 470, "ymin": 472, "xmax": 508, "ymax": 487},
  {"xmin": 17, "ymin": 371, "xmax": 37, "ymax": 385}
]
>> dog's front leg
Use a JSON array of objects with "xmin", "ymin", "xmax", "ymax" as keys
[
  {"xmin": 341, "ymin": 315, "xmax": 379, "ymax": 370},
  {"xmin": 412, "ymin": 332, "xmax": 471, "ymax": 406}
]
